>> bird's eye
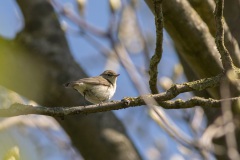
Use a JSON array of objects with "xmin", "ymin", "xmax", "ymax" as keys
[{"xmin": 107, "ymin": 74, "xmax": 112, "ymax": 76}]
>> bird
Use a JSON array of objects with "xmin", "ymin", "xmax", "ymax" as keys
[{"xmin": 64, "ymin": 70, "xmax": 120, "ymax": 104}]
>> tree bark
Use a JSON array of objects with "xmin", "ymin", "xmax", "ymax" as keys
[{"xmin": 224, "ymin": 0, "xmax": 240, "ymax": 45}]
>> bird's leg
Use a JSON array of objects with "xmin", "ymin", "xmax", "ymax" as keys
[
  {"xmin": 95, "ymin": 94, "xmax": 104, "ymax": 106},
  {"xmin": 95, "ymin": 95, "xmax": 102, "ymax": 106}
]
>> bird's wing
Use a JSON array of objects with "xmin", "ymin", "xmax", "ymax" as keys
[{"xmin": 76, "ymin": 76, "xmax": 110, "ymax": 86}]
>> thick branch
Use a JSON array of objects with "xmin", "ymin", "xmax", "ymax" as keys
[
  {"xmin": 188, "ymin": 0, "xmax": 240, "ymax": 68},
  {"xmin": 214, "ymin": 0, "xmax": 235, "ymax": 70},
  {"xmin": 149, "ymin": 0, "xmax": 163, "ymax": 94},
  {"xmin": 0, "ymin": 73, "xmax": 225, "ymax": 117},
  {"xmin": 145, "ymin": 0, "xmax": 223, "ymax": 79},
  {"xmin": 1, "ymin": 95, "xmax": 239, "ymax": 117}
]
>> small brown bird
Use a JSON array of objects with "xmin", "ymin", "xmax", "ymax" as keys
[{"xmin": 64, "ymin": 70, "xmax": 120, "ymax": 104}]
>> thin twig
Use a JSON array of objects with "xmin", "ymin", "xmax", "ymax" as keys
[
  {"xmin": 160, "ymin": 96, "xmax": 240, "ymax": 108},
  {"xmin": 214, "ymin": 0, "xmax": 235, "ymax": 71},
  {"xmin": 149, "ymin": 0, "xmax": 163, "ymax": 94}
]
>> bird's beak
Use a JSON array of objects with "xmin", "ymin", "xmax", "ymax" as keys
[{"xmin": 115, "ymin": 74, "xmax": 120, "ymax": 77}]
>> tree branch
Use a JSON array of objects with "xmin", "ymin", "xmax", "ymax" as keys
[
  {"xmin": 0, "ymin": 73, "xmax": 227, "ymax": 117},
  {"xmin": 145, "ymin": 0, "xmax": 223, "ymax": 81},
  {"xmin": 149, "ymin": 0, "xmax": 163, "ymax": 94},
  {"xmin": 214, "ymin": 0, "xmax": 235, "ymax": 70},
  {"xmin": 1, "ymin": 93, "xmax": 239, "ymax": 117},
  {"xmin": 188, "ymin": 0, "xmax": 240, "ymax": 68},
  {"xmin": 160, "ymin": 96, "xmax": 240, "ymax": 109}
]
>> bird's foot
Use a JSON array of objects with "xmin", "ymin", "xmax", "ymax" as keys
[{"xmin": 121, "ymin": 97, "xmax": 131, "ymax": 105}]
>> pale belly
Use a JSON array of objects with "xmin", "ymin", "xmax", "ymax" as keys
[{"xmin": 74, "ymin": 83, "xmax": 116, "ymax": 104}]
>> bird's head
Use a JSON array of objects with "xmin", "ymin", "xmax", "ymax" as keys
[{"xmin": 100, "ymin": 70, "xmax": 120, "ymax": 85}]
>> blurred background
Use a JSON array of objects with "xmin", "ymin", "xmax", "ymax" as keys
[{"xmin": 0, "ymin": 0, "xmax": 240, "ymax": 160}]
